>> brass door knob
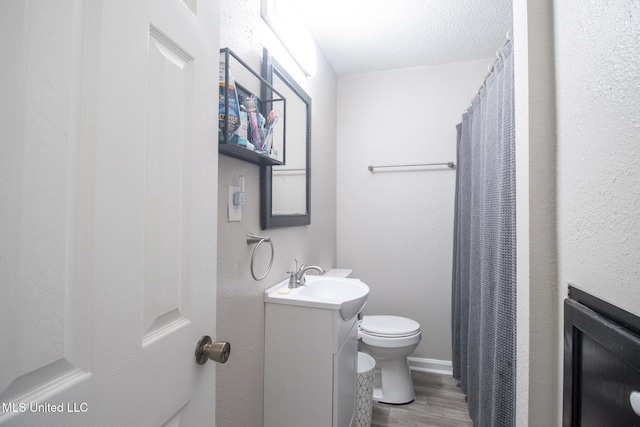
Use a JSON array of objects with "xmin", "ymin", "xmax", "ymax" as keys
[{"xmin": 195, "ymin": 335, "xmax": 230, "ymax": 364}]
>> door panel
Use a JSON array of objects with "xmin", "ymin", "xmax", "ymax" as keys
[
  {"xmin": 143, "ymin": 25, "xmax": 193, "ymax": 343},
  {"xmin": 0, "ymin": 0, "xmax": 87, "ymax": 405},
  {"xmin": 0, "ymin": 0, "xmax": 220, "ymax": 425}
]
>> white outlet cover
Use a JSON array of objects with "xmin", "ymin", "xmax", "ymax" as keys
[{"xmin": 228, "ymin": 186, "xmax": 241, "ymax": 222}]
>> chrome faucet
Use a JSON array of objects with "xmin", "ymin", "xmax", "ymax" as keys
[{"xmin": 288, "ymin": 260, "xmax": 325, "ymax": 288}]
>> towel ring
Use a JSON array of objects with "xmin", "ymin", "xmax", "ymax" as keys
[{"xmin": 246, "ymin": 233, "xmax": 274, "ymax": 281}]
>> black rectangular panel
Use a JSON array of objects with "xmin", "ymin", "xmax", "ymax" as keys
[{"xmin": 563, "ymin": 291, "xmax": 640, "ymax": 426}]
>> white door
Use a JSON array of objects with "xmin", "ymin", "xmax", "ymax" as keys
[{"xmin": 0, "ymin": 1, "xmax": 221, "ymax": 425}]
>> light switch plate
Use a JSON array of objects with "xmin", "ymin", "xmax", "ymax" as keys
[{"xmin": 228, "ymin": 186, "xmax": 241, "ymax": 221}]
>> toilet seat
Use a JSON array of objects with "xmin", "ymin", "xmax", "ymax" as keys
[
  {"xmin": 359, "ymin": 315, "xmax": 422, "ymax": 348},
  {"xmin": 360, "ymin": 315, "xmax": 420, "ymax": 338}
]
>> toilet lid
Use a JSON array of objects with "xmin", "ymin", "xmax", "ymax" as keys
[{"xmin": 360, "ymin": 315, "xmax": 420, "ymax": 338}]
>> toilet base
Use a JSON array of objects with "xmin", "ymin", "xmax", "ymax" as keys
[{"xmin": 370, "ymin": 356, "xmax": 415, "ymax": 404}]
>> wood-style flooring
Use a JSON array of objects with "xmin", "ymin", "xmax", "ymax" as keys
[{"xmin": 371, "ymin": 371, "xmax": 473, "ymax": 427}]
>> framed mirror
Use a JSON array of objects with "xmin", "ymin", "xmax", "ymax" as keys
[{"xmin": 260, "ymin": 48, "xmax": 311, "ymax": 229}]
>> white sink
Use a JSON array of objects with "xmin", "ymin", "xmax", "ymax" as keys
[{"xmin": 264, "ymin": 275, "xmax": 370, "ymax": 320}]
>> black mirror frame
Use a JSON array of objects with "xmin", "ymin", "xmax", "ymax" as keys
[{"xmin": 260, "ymin": 48, "xmax": 311, "ymax": 229}]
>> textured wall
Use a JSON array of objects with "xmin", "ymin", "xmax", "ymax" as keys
[
  {"xmin": 555, "ymin": 1, "xmax": 640, "ymax": 317},
  {"xmin": 216, "ymin": 1, "xmax": 337, "ymax": 426},
  {"xmin": 529, "ymin": 1, "xmax": 640, "ymax": 424},
  {"xmin": 336, "ymin": 59, "xmax": 492, "ymax": 361}
]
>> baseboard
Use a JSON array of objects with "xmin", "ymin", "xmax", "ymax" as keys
[{"xmin": 407, "ymin": 357, "xmax": 453, "ymax": 376}]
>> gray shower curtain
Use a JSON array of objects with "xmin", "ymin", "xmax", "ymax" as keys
[{"xmin": 451, "ymin": 37, "xmax": 516, "ymax": 426}]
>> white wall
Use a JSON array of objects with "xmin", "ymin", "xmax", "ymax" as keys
[
  {"xmin": 513, "ymin": 0, "xmax": 558, "ymax": 424},
  {"xmin": 554, "ymin": 0, "xmax": 640, "ymax": 419},
  {"xmin": 216, "ymin": 1, "xmax": 338, "ymax": 426},
  {"xmin": 336, "ymin": 60, "xmax": 492, "ymax": 361},
  {"xmin": 514, "ymin": 0, "xmax": 640, "ymax": 424},
  {"xmin": 555, "ymin": 0, "xmax": 640, "ymax": 315}
]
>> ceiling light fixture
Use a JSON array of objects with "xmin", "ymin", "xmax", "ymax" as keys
[{"xmin": 261, "ymin": 0, "xmax": 317, "ymax": 77}]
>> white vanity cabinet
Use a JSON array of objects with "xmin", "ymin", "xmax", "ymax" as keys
[{"xmin": 263, "ymin": 302, "xmax": 358, "ymax": 427}]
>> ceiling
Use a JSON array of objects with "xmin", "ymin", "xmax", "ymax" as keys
[{"xmin": 289, "ymin": 0, "xmax": 513, "ymax": 75}]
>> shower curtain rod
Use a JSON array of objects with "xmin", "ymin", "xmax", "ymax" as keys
[{"xmin": 367, "ymin": 162, "xmax": 456, "ymax": 172}]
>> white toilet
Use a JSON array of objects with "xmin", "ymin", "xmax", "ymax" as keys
[{"xmin": 358, "ymin": 315, "xmax": 422, "ymax": 404}]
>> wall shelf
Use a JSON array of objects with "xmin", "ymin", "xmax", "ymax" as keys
[
  {"xmin": 219, "ymin": 48, "xmax": 285, "ymax": 167},
  {"xmin": 219, "ymin": 142, "xmax": 283, "ymax": 166}
]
